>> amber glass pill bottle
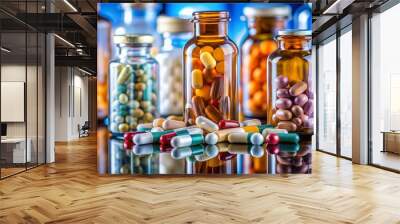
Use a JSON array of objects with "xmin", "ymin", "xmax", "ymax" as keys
[
  {"xmin": 183, "ymin": 11, "xmax": 238, "ymax": 125},
  {"xmin": 267, "ymin": 30, "xmax": 313, "ymax": 134},
  {"xmin": 239, "ymin": 6, "xmax": 290, "ymax": 121}
]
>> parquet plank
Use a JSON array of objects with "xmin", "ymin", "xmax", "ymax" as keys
[{"xmin": 0, "ymin": 135, "xmax": 399, "ymax": 223}]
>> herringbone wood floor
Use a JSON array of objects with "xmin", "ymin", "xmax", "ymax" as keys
[{"xmin": 1, "ymin": 135, "xmax": 400, "ymax": 224}]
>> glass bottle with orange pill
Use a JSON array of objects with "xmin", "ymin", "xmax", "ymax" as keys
[
  {"xmin": 266, "ymin": 30, "xmax": 313, "ymax": 134},
  {"xmin": 239, "ymin": 6, "xmax": 290, "ymax": 121},
  {"xmin": 183, "ymin": 11, "xmax": 238, "ymax": 125}
]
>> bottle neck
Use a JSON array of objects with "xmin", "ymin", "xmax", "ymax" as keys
[
  {"xmin": 278, "ymin": 36, "xmax": 311, "ymax": 51},
  {"xmin": 194, "ymin": 21, "xmax": 228, "ymax": 38},
  {"xmin": 119, "ymin": 45, "xmax": 151, "ymax": 61},
  {"xmin": 247, "ymin": 17, "xmax": 286, "ymax": 37}
]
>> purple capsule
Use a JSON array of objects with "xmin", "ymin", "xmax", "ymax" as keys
[
  {"xmin": 291, "ymin": 105, "xmax": 304, "ymax": 117},
  {"xmin": 303, "ymin": 100, "xmax": 313, "ymax": 116},
  {"xmin": 303, "ymin": 118, "xmax": 314, "ymax": 129},
  {"xmin": 294, "ymin": 94, "xmax": 308, "ymax": 107},
  {"xmin": 305, "ymin": 90, "xmax": 314, "ymax": 99},
  {"xmin": 275, "ymin": 98, "xmax": 292, "ymax": 110},
  {"xmin": 275, "ymin": 75, "xmax": 288, "ymax": 89},
  {"xmin": 292, "ymin": 117, "xmax": 302, "ymax": 126},
  {"xmin": 277, "ymin": 88, "xmax": 290, "ymax": 98}
]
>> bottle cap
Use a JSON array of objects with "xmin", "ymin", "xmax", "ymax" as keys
[
  {"xmin": 113, "ymin": 34, "xmax": 154, "ymax": 45},
  {"xmin": 243, "ymin": 6, "xmax": 291, "ymax": 18},
  {"xmin": 157, "ymin": 15, "xmax": 192, "ymax": 33}
]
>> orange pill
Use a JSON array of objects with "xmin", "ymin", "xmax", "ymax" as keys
[
  {"xmin": 216, "ymin": 61, "xmax": 224, "ymax": 74},
  {"xmin": 213, "ymin": 47, "xmax": 225, "ymax": 61},
  {"xmin": 192, "ymin": 58, "xmax": 204, "ymax": 70},
  {"xmin": 260, "ymin": 60, "xmax": 267, "ymax": 70},
  {"xmin": 261, "ymin": 103, "xmax": 268, "ymax": 112},
  {"xmin": 192, "ymin": 47, "xmax": 201, "ymax": 58},
  {"xmin": 195, "ymin": 85, "xmax": 211, "ymax": 101},
  {"xmin": 248, "ymin": 99, "xmax": 258, "ymax": 112},
  {"xmin": 260, "ymin": 40, "xmax": 277, "ymax": 55},
  {"xmin": 253, "ymin": 91, "xmax": 266, "ymax": 106},
  {"xmin": 262, "ymin": 83, "xmax": 267, "ymax": 92},
  {"xmin": 248, "ymin": 81, "xmax": 260, "ymax": 95},
  {"xmin": 252, "ymin": 68, "xmax": 266, "ymax": 82},
  {"xmin": 200, "ymin": 46, "xmax": 214, "ymax": 54},
  {"xmin": 250, "ymin": 46, "xmax": 260, "ymax": 59}
]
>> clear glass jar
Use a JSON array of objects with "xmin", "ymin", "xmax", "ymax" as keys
[
  {"xmin": 183, "ymin": 11, "xmax": 238, "ymax": 125},
  {"xmin": 109, "ymin": 35, "xmax": 159, "ymax": 133},
  {"xmin": 267, "ymin": 30, "xmax": 313, "ymax": 133},
  {"xmin": 156, "ymin": 16, "xmax": 192, "ymax": 117},
  {"xmin": 239, "ymin": 6, "xmax": 290, "ymax": 121}
]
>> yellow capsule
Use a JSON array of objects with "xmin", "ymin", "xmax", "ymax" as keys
[
  {"xmin": 191, "ymin": 69, "xmax": 203, "ymax": 89},
  {"xmin": 200, "ymin": 52, "xmax": 216, "ymax": 69},
  {"xmin": 117, "ymin": 66, "xmax": 130, "ymax": 84}
]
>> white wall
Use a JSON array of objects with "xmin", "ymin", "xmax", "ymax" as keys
[{"xmin": 54, "ymin": 67, "xmax": 89, "ymax": 141}]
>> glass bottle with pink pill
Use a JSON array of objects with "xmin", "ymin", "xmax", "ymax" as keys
[{"xmin": 266, "ymin": 30, "xmax": 313, "ymax": 134}]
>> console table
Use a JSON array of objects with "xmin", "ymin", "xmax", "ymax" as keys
[
  {"xmin": 1, "ymin": 138, "xmax": 32, "ymax": 164},
  {"xmin": 382, "ymin": 131, "xmax": 400, "ymax": 154}
]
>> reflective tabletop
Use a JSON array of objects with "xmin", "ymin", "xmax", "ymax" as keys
[{"xmin": 98, "ymin": 130, "xmax": 312, "ymax": 176}]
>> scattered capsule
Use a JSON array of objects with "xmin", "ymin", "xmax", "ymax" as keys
[
  {"xmin": 151, "ymin": 127, "xmax": 164, "ymax": 132},
  {"xmin": 241, "ymin": 124, "xmax": 273, "ymax": 133},
  {"xmin": 205, "ymin": 132, "xmax": 218, "ymax": 145},
  {"xmin": 133, "ymin": 144, "xmax": 160, "ymax": 155},
  {"xmin": 218, "ymin": 119, "xmax": 240, "ymax": 129},
  {"xmin": 276, "ymin": 133, "xmax": 300, "ymax": 143},
  {"xmin": 212, "ymin": 128, "xmax": 245, "ymax": 143},
  {"xmin": 266, "ymin": 133, "xmax": 280, "ymax": 145},
  {"xmin": 153, "ymin": 118, "xmax": 165, "ymax": 128},
  {"xmin": 133, "ymin": 130, "xmax": 174, "ymax": 145},
  {"xmin": 171, "ymin": 145, "xmax": 205, "ymax": 159},
  {"xmin": 137, "ymin": 123, "xmax": 153, "ymax": 132},
  {"xmin": 227, "ymin": 132, "xmax": 264, "ymax": 145},
  {"xmin": 123, "ymin": 131, "xmax": 145, "ymax": 142},
  {"xmin": 170, "ymin": 134, "xmax": 204, "ymax": 148},
  {"xmin": 240, "ymin": 119, "xmax": 261, "ymax": 127},
  {"xmin": 162, "ymin": 119, "xmax": 186, "ymax": 130},
  {"xmin": 195, "ymin": 116, "xmax": 219, "ymax": 133},
  {"xmin": 261, "ymin": 128, "xmax": 288, "ymax": 137},
  {"xmin": 159, "ymin": 128, "xmax": 203, "ymax": 146}
]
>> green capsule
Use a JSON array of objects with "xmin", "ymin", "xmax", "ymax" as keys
[
  {"xmin": 118, "ymin": 104, "xmax": 128, "ymax": 112},
  {"xmin": 257, "ymin": 124, "xmax": 274, "ymax": 133},
  {"xmin": 277, "ymin": 133, "xmax": 300, "ymax": 143},
  {"xmin": 116, "ymin": 84, "xmax": 127, "ymax": 94},
  {"xmin": 117, "ymin": 110, "xmax": 128, "ymax": 117}
]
